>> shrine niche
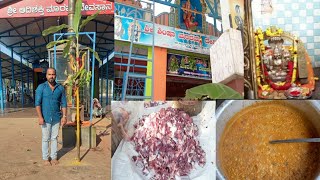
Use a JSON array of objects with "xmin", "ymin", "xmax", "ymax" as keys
[
  {"xmin": 255, "ymin": 26, "xmax": 316, "ymax": 99},
  {"xmin": 179, "ymin": 0, "xmax": 206, "ymax": 32}
]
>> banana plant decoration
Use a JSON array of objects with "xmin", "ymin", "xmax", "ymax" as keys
[
  {"xmin": 42, "ymin": 0, "xmax": 101, "ymax": 101},
  {"xmin": 42, "ymin": 0, "xmax": 101, "ymax": 162}
]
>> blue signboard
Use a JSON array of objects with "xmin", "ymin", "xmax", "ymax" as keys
[{"xmin": 115, "ymin": 15, "xmax": 217, "ymax": 55}]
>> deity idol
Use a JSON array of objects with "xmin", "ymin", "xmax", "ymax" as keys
[
  {"xmin": 255, "ymin": 26, "xmax": 316, "ymax": 99},
  {"xmin": 263, "ymin": 36, "xmax": 291, "ymax": 83}
]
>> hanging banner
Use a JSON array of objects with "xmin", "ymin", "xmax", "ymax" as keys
[
  {"xmin": 115, "ymin": 16, "xmax": 217, "ymax": 55},
  {"xmin": 0, "ymin": 0, "xmax": 114, "ymax": 18}
]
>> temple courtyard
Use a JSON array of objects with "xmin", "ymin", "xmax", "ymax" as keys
[{"xmin": 0, "ymin": 108, "xmax": 111, "ymax": 180}]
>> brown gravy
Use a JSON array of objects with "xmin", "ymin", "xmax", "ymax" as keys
[{"xmin": 219, "ymin": 101, "xmax": 320, "ymax": 179}]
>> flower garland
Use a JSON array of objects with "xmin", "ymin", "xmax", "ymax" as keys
[
  {"xmin": 291, "ymin": 37, "xmax": 298, "ymax": 83},
  {"xmin": 255, "ymin": 28, "xmax": 264, "ymax": 90},
  {"xmin": 255, "ymin": 27, "xmax": 297, "ymax": 92},
  {"xmin": 265, "ymin": 27, "xmax": 283, "ymax": 37}
]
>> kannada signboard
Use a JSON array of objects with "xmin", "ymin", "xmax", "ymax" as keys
[
  {"xmin": 167, "ymin": 53, "xmax": 211, "ymax": 79},
  {"xmin": 114, "ymin": 15, "xmax": 217, "ymax": 55},
  {"xmin": 0, "ymin": 0, "xmax": 114, "ymax": 18}
]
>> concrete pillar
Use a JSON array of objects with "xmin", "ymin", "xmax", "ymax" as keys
[{"xmin": 11, "ymin": 48, "xmax": 15, "ymax": 105}]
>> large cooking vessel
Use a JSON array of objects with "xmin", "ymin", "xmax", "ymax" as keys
[{"xmin": 215, "ymin": 100, "xmax": 320, "ymax": 179}]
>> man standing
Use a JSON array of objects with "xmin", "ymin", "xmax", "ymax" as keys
[{"xmin": 35, "ymin": 68, "xmax": 67, "ymax": 166}]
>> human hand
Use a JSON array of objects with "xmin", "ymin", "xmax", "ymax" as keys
[
  {"xmin": 117, "ymin": 123, "xmax": 130, "ymax": 141},
  {"xmin": 38, "ymin": 117, "xmax": 45, "ymax": 125},
  {"xmin": 61, "ymin": 117, "xmax": 67, "ymax": 127},
  {"xmin": 112, "ymin": 107, "xmax": 130, "ymax": 141}
]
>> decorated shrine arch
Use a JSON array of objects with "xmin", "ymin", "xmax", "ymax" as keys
[{"xmin": 254, "ymin": 26, "xmax": 315, "ymax": 99}]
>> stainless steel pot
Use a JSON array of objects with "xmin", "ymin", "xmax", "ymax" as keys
[{"xmin": 215, "ymin": 100, "xmax": 320, "ymax": 179}]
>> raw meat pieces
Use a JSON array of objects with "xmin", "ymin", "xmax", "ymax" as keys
[{"xmin": 131, "ymin": 107, "xmax": 206, "ymax": 180}]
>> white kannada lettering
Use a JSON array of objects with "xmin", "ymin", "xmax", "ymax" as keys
[
  {"xmin": 32, "ymin": 6, "xmax": 37, "ymax": 13},
  {"xmin": 6, "ymin": 2, "xmax": 111, "ymax": 17},
  {"xmin": 46, "ymin": 4, "xmax": 68, "ymax": 13},
  {"xmin": 17, "ymin": 5, "xmax": 46, "ymax": 15},
  {"xmin": 7, "ymin": 6, "xmax": 17, "ymax": 16},
  {"xmin": 38, "ymin": 6, "xmax": 45, "ymax": 15},
  {"xmin": 105, "ymin": 3, "xmax": 112, "ymax": 10},
  {"xmin": 53, "ymin": 6, "xmax": 59, "ymax": 12},
  {"xmin": 25, "ymin": 6, "xmax": 32, "ymax": 14},
  {"xmin": 59, "ymin": 5, "xmax": 65, "ymax": 12},
  {"xmin": 84, "ymin": 4, "xmax": 89, "ymax": 11},
  {"xmin": 81, "ymin": 2, "xmax": 113, "ymax": 12},
  {"xmin": 19, "ymin": 7, "xmax": 25, "ymax": 14},
  {"xmin": 96, "ymin": 4, "xmax": 102, "ymax": 11},
  {"xmin": 89, "ymin": 4, "xmax": 94, "ymax": 11},
  {"xmin": 46, "ymin": 5, "xmax": 53, "ymax": 13}
]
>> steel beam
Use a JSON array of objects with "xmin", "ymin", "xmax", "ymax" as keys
[
  {"xmin": 23, "ymin": 51, "xmax": 48, "ymax": 59},
  {"xmin": 8, "ymin": 36, "xmax": 39, "ymax": 47},
  {"xmin": 0, "ymin": 34, "xmax": 42, "ymax": 38},
  {"xmin": 90, "ymin": 33, "xmax": 96, "ymax": 122},
  {"xmin": 11, "ymin": 48, "xmax": 16, "ymax": 105},
  {"xmin": 0, "ymin": 18, "xmax": 45, "ymax": 36},
  {"xmin": 2, "ymin": 71, "xmax": 29, "ymax": 76},
  {"xmin": 32, "ymin": 65, "xmax": 35, "ymax": 106},
  {"xmin": 96, "ymin": 31, "xmax": 114, "ymax": 34},
  {"xmin": 11, "ymin": 43, "xmax": 47, "ymax": 49},
  {"xmin": 106, "ymin": 58, "xmax": 109, "ymax": 106},
  {"xmin": 27, "ymin": 62, "xmax": 30, "ymax": 95},
  {"xmin": 100, "ymin": 65, "xmax": 103, "ymax": 105},
  {"xmin": 96, "ymin": 35, "xmax": 114, "ymax": 43},
  {"xmin": 6, "ymin": 19, "xmax": 42, "ymax": 60},
  {"xmin": 0, "ymin": 47, "xmax": 4, "ymax": 112},
  {"xmin": 20, "ymin": 55, "xmax": 24, "ymax": 107},
  {"xmin": 0, "ymin": 64, "xmax": 16, "ymax": 72},
  {"xmin": 89, "ymin": 18, "xmax": 114, "ymax": 27},
  {"xmin": 35, "ymin": 19, "xmax": 49, "ymax": 45}
]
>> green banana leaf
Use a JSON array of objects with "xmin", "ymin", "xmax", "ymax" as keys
[
  {"xmin": 73, "ymin": 0, "xmax": 83, "ymax": 35},
  {"xmin": 85, "ymin": 71, "xmax": 92, "ymax": 86},
  {"xmin": 42, "ymin": 0, "xmax": 100, "ymax": 95},
  {"xmin": 80, "ymin": 11, "xmax": 100, "ymax": 30},
  {"xmin": 42, "ymin": 24, "xmax": 68, "ymax": 36},
  {"xmin": 46, "ymin": 39, "xmax": 70, "ymax": 49},
  {"xmin": 185, "ymin": 83, "xmax": 243, "ymax": 100},
  {"xmin": 86, "ymin": 47, "xmax": 101, "ymax": 63},
  {"xmin": 63, "ymin": 36, "xmax": 75, "ymax": 58}
]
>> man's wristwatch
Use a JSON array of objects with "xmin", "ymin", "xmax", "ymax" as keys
[{"xmin": 62, "ymin": 115, "xmax": 67, "ymax": 118}]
